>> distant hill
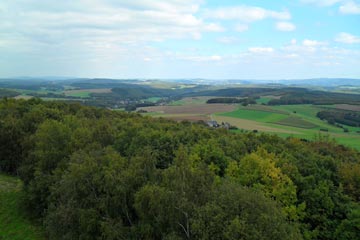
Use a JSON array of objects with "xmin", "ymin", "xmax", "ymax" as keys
[
  {"xmin": 1, "ymin": 77, "xmax": 359, "ymax": 87},
  {"xmin": 278, "ymin": 78, "xmax": 360, "ymax": 87},
  {"xmin": 0, "ymin": 88, "xmax": 20, "ymax": 98}
]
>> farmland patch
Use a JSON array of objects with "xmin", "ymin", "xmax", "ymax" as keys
[
  {"xmin": 64, "ymin": 88, "xmax": 112, "ymax": 98},
  {"xmin": 213, "ymin": 116, "xmax": 300, "ymax": 134},
  {"xmin": 139, "ymin": 104, "xmax": 236, "ymax": 115},
  {"xmin": 273, "ymin": 117, "xmax": 318, "ymax": 129},
  {"xmin": 220, "ymin": 109, "xmax": 288, "ymax": 123},
  {"xmin": 332, "ymin": 104, "xmax": 360, "ymax": 112}
]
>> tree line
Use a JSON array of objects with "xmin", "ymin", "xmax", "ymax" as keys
[
  {"xmin": 206, "ymin": 97, "xmax": 257, "ymax": 106},
  {"xmin": 317, "ymin": 110, "xmax": 360, "ymax": 127},
  {"xmin": 268, "ymin": 90, "xmax": 360, "ymax": 105},
  {"xmin": 0, "ymin": 98, "xmax": 359, "ymax": 239}
]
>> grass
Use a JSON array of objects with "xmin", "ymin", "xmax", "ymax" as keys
[
  {"xmin": 220, "ymin": 108, "xmax": 288, "ymax": 123},
  {"xmin": 239, "ymin": 105, "xmax": 289, "ymax": 114},
  {"xmin": 64, "ymin": 91, "xmax": 91, "ymax": 98},
  {"xmin": 169, "ymin": 97, "xmax": 211, "ymax": 106},
  {"xmin": 256, "ymin": 97, "xmax": 271, "ymax": 104},
  {"xmin": 144, "ymin": 97, "xmax": 162, "ymax": 103},
  {"xmin": 142, "ymin": 99, "xmax": 360, "ymax": 149},
  {"xmin": 215, "ymin": 104, "xmax": 360, "ymax": 150},
  {"xmin": 274, "ymin": 116, "xmax": 318, "ymax": 129},
  {"xmin": 214, "ymin": 115, "xmax": 300, "ymax": 134},
  {"xmin": 0, "ymin": 174, "xmax": 45, "ymax": 240}
]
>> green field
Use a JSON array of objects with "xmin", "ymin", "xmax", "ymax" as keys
[
  {"xmin": 143, "ymin": 97, "xmax": 162, "ymax": 103},
  {"xmin": 64, "ymin": 91, "xmax": 91, "ymax": 98},
  {"xmin": 220, "ymin": 108, "xmax": 288, "ymax": 123},
  {"xmin": 256, "ymin": 97, "xmax": 272, "ymax": 104},
  {"xmin": 0, "ymin": 174, "xmax": 44, "ymax": 240},
  {"xmin": 169, "ymin": 97, "xmax": 210, "ymax": 106},
  {"xmin": 274, "ymin": 116, "xmax": 318, "ymax": 129},
  {"xmin": 142, "ymin": 99, "xmax": 360, "ymax": 149},
  {"xmin": 217, "ymin": 104, "xmax": 360, "ymax": 150}
]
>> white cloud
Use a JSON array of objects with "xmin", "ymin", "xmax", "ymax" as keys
[
  {"xmin": 234, "ymin": 24, "xmax": 249, "ymax": 32},
  {"xmin": 110, "ymin": 0, "xmax": 203, "ymax": 13},
  {"xmin": 276, "ymin": 22, "xmax": 296, "ymax": 31},
  {"xmin": 339, "ymin": 1, "xmax": 360, "ymax": 14},
  {"xmin": 203, "ymin": 23, "xmax": 225, "ymax": 32},
  {"xmin": 248, "ymin": 47, "xmax": 274, "ymax": 53},
  {"xmin": 0, "ymin": 0, "xmax": 219, "ymax": 47},
  {"xmin": 335, "ymin": 32, "xmax": 360, "ymax": 43},
  {"xmin": 301, "ymin": 0, "xmax": 343, "ymax": 6},
  {"xmin": 203, "ymin": 6, "xmax": 291, "ymax": 22},
  {"xmin": 302, "ymin": 39, "xmax": 327, "ymax": 47},
  {"xmin": 210, "ymin": 55, "xmax": 222, "ymax": 61},
  {"xmin": 281, "ymin": 39, "xmax": 329, "ymax": 54},
  {"xmin": 177, "ymin": 54, "xmax": 223, "ymax": 62},
  {"xmin": 301, "ymin": 0, "xmax": 360, "ymax": 14},
  {"xmin": 217, "ymin": 36, "xmax": 238, "ymax": 44}
]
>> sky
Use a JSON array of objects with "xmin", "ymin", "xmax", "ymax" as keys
[{"xmin": 0, "ymin": 0, "xmax": 360, "ymax": 80}]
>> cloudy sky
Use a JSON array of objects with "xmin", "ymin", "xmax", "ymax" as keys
[{"xmin": 1, "ymin": 0, "xmax": 360, "ymax": 79}]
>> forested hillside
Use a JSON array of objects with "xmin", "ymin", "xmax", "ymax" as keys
[
  {"xmin": 0, "ymin": 98, "xmax": 359, "ymax": 239},
  {"xmin": 0, "ymin": 89, "xmax": 20, "ymax": 98}
]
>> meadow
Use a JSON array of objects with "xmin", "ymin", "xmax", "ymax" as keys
[
  {"xmin": 64, "ymin": 88, "xmax": 112, "ymax": 98},
  {"xmin": 0, "ymin": 174, "xmax": 44, "ymax": 240},
  {"xmin": 141, "ymin": 97, "xmax": 360, "ymax": 150},
  {"xmin": 218, "ymin": 104, "xmax": 360, "ymax": 149}
]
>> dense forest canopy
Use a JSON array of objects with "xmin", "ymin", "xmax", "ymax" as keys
[
  {"xmin": 267, "ymin": 90, "xmax": 360, "ymax": 105},
  {"xmin": 206, "ymin": 97, "xmax": 257, "ymax": 106},
  {"xmin": 317, "ymin": 110, "xmax": 360, "ymax": 127},
  {"xmin": 0, "ymin": 98, "xmax": 359, "ymax": 239},
  {"xmin": 0, "ymin": 88, "xmax": 20, "ymax": 98}
]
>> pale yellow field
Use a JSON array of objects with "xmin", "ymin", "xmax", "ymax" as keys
[{"xmin": 14, "ymin": 95, "xmax": 33, "ymax": 100}]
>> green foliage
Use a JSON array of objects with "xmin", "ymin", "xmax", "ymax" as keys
[
  {"xmin": 0, "ymin": 99, "xmax": 359, "ymax": 240},
  {"xmin": 339, "ymin": 162, "xmax": 360, "ymax": 201},
  {"xmin": 275, "ymin": 116, "xmax": 318, "ymax": 129},
  {"xmin": 206, "ymin": 97, "xmax": 256, "ymax": 105},
  {"xmin": 0, "ymin": 174, "xmax": 44, "ymax": 240},
  {"xmin": 268, "ymin": 89, "xmax": 360, "ymax": 105},
  {"xmin": 221, "ymin": 108, "xmax": 287, "ymax": 122},
  {"xmin": 191, "ymin": 182, "xmax": 302, "ymax": 240},
  {"xmin": 335, "ymin": 203, "xmax": 360, "ymax": 240},
  {"xmin": 0, "ymin": 89, "xmax": 20, "ymax": 98},
  {"xmin": 317, "ymin": 110, "xmax": 360, "ymax": 127},
  {"xmin": 226, "ymin": 149, "xmax": 302, "ymax": 221}
]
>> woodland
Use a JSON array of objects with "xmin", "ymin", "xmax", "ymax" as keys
[{"xmin": 0, "ymin": 98, "xmax": 359, "ymax": 239}]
